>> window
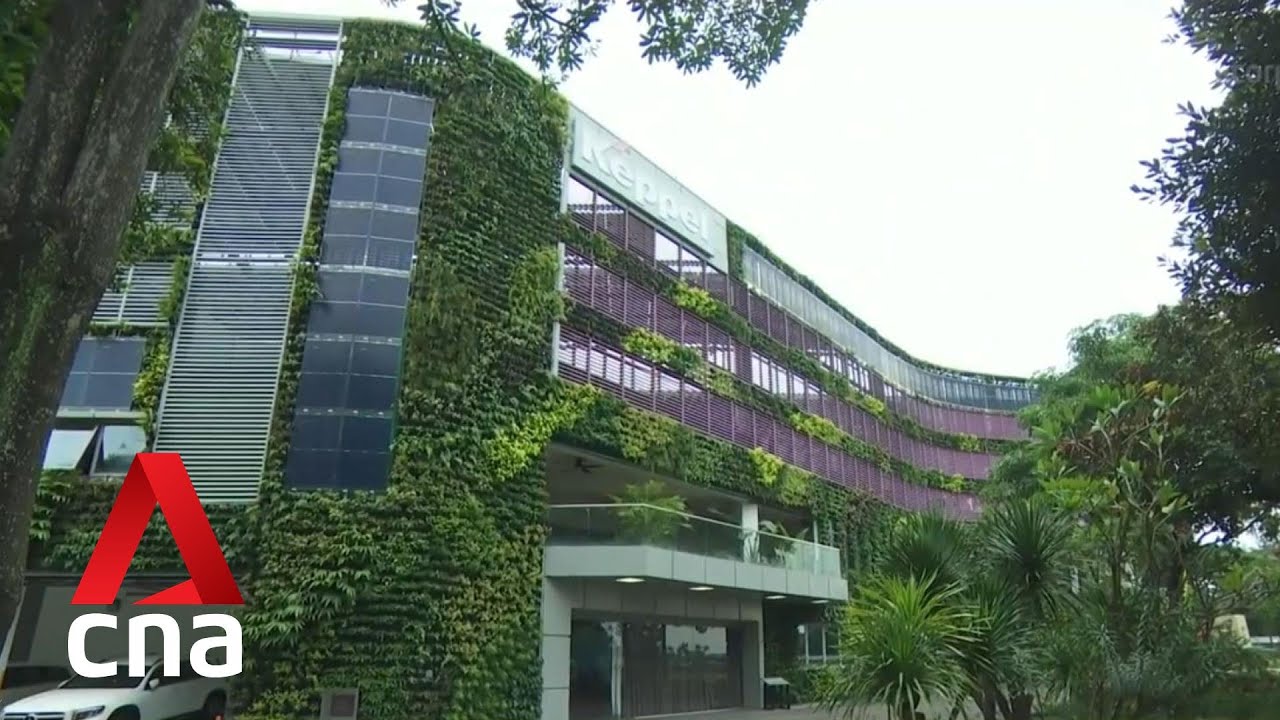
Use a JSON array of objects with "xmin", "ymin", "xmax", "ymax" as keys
[
  {"xmin": 43, "ymin": 429, "xmax": 96, "ymax": 471},
  {"xmin": 44, "ymin": 424, "xmax": 147, "ymax": 475},
  {"xmin": 92, "ymin": 425, "xmax": 146, "ymax": 476},
  {"xmin": 799, "ymin": 622, "xmax": 839, "ymax": 664},
  {"xmin": 61, "ymin": 337, "xmax": 146, "ymax": 411}
]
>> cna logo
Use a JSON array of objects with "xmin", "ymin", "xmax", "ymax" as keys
[{"xmin": 67, "ymin": 453, "xmax": 244, "ymax": 679}]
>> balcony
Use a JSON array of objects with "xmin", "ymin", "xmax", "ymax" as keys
[{"xmin": 544, "ymin": 503, "xmax": 848, "ymax": 602}]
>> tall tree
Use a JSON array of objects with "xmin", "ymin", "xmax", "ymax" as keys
[
  {"xmin": 0, "ymin": 0, "xmax": 812, "ymax": 671},
  {"xmin": 0, "ymin": 0, "xmax": 208, "ymax": 671},
  {"xmin": 1137, "ymin": 0, "xmax": 1280, "ymax": 342},
  {"xmin": 989, "ymin": 304, "xmax": 1280, "ymax": 542}
]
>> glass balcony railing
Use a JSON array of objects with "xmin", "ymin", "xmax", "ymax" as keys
[{"xmin": 547, "ymin": 503, "xmax": 843, "ymax": 578}]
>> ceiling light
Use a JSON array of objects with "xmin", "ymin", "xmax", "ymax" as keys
[
  {"xmin": 689, "ymin": 585, "xmax": 713, "ymax": 592},
  {"xmin": 811, "ymin": 599, "xmax": 828, "ymax": 605},
  {"xmin": 765, "ymin": 594, "xmax": 785, "ymax": 600},
  {"xmin": 616, "ymin": 577, "xmax": 644, "ymax": 584}
]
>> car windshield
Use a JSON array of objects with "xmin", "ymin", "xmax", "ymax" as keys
[{"xmin": 60, "ymin": 665, "xmax": 149, "ymax": 690}]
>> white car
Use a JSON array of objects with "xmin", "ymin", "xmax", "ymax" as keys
[{"xmin": 1, "ymin": 656, "xmax": 227, "ymax": 720}]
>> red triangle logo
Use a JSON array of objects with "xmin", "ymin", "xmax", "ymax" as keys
[{"xmin": 71, "ymin": 453, "xmax": 243, "ymax": 606}]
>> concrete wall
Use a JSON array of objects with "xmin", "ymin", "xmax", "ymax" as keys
[{"xmin": 540, "ymin": 578, "xmax": 764, "ymax": 720}]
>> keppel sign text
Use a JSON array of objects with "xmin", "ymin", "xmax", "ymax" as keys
[{"xmin": 570, "ymin": 109, "xmax": 728, "ymax": 271}]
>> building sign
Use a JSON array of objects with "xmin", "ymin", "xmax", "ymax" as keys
[{"xmin": 569, "ymin": 107, "xmax": 729, "ymax": 272}]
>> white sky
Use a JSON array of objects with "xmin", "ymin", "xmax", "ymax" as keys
[{"xmin": 240, "ymin": 0, "xmax": 1223, "ymax": 377}]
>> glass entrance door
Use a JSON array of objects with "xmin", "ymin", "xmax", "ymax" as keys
[
  {"xmin": 621, "ymin": 621, "xmax": 743, "ymax": 717},
  {"xmin": 570, "ymin": 620, "xmax": 622, "ymax": 719}
]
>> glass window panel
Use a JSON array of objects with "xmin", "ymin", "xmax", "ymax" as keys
[
  {"xmin": 343, "ymin": 116, "xmax": 386, "ymax": 144},
  {"xmin": 360, "ymin": 274, "xmax": 410, "ymax": 307},
  {"xmin": 350, "ymin": 342, "xmax": 399, "ymax": 376},
  {"xmin": 325, "ymin": 206, "xmax": 373, "ymax": 236},
  {"xmin": 82, "ymin": 376, "xmax": 134, "ymax": 409},
  {"xmin": 320, "ymin": 236, "xmax": 368, "ymax": 267},
  {"xmin": 295, "ymin": 372, "xmax": 347, "ymax": 408},
  {"xmin": 330, "ymin": 173, "xmax": 377, "ymax": 203},
  {"xmin": 336, "ymin": 451, "xmax": 389, "ymax": 490},
  {"xmin": 374, "ymin": 176, "xmax": 422, "ymax": 209},
  {"xmin": 384, "ymin": 119, "xmax": 429, "ymax": 149},
  {"xmin": 345, "ymin": 374, "xmax": 397, "ymax": 411},
  {"xmin": 43, "ymin": 429, "xmax": 97, "ymax": 470},
  {"xmin": 301, "ymin": 339, "xmax": 352, "ymax": 374},
  {"xmin": 365, "ymin": 238, "xmax": 414, "ymax": 271},
  {"xmin": 341, "ymin": 416, "xmax": 393, "ymax": 453},
  {"xmin": 355, "ymin": 303, "xmax": 407, "ymax": 337},
  {"xmin": 285, "ymin": 448, "xmax": 341, "ymax": 489},
  {"xmin": 337, "ymin": 147, "xmax": 380, "ymax": 175},
  {"xmin": 346, "ymin": 89, "xmax": 390, "ymax": 117},
  {"xmin": 93, "ymin": 425, "xmax": 147, "ymax": 475},
  {"xmin": 90, "ymin": 339, "xmax": 145, "ymax": 373},
  {"xmin": 308, "ymin": 301, "xmax": 360, "ymax": 335},
  {"xmin": 803, "ymin": 622, "xmax": 824, "ymax": 655},
  {"xmin": 70, "ymin": 342, "xmax": 93, "ymax": 372},
  {"xmin": 316, "ymin": 270, "xmax": 363, "ymax": 303},
  {"xmin": 290, "ymin": 414, "xmax": 343, "ymax": 450},
  {"xmin": 566, "ymin": 176, "xmax": 594, "ymax": 208},
  {"xmin": 389, "ymin": 94, "xmax": 432, "ymax": 123},
  {"xmin": 60, "ymin": 373, "xmax": 88, "ymax": 407},
  {"xmin": 379, "ymin": 151, "xmax": 426, "ymax": 182},
  {"xmin": 370, "ymin": 210, "xmax": 418, "ymax": 241}
]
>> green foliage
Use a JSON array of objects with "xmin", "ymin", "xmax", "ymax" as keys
[
  {"xmin": 415, "ymin": 0, "xmax": 812, "ymax": 86},
  {"xmin": 27, "ymin": 13, "xmax": 914, "ymax": 719},
  {"xmin": 1136, "ymin": 0, "xmax": 1280, "ymax": 344},
  {"xmin": 825, "ymin": 502, "xmax": 1080, "ymax": 720},
  {"xmin": 1014, "ymin": 305, "xmax": 1280, "ymax": 542},
  {"xmin": 821, "ymin": 574, "xmax": 974, "ymax": 720},
  {"xmin": 0, "ymin": 0, "xmax": 49, "ymax": 153},
  {"xmin": 119, "ymin": 8, "xmax": 243, "ymax": 263},
  {"xmin": 611, "ymin": 480, "xmax": 688, "ymax": 543},
  {"xmin": 239, "ymin": 19, "xmax": 579, "ymax": 720},
  {"xmin": 572, "ymin": 301, "xmax": 981, "ymax": 493},
  {"xmin": 133, "ymin": 338, "xmax": 169, "ymax": 440},
  {"xmin": 565, "ymin": 225, "xmax": 1018, "ymax": 456},
  {"xmin": 1003, "ymin": 376, "xmax": 1277, "ymax": 719},
  {"xmin": 29, "ymin": 470, "xmax": 252, "ymax": 572},
  {"xmin": 621, "ymin": 327, "xmax": 701, "ymax": 374}
]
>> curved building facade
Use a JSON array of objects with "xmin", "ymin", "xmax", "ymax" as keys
[{"xmin": 18, "ymin": 13, "xmax": 1037, "ymax": 720}]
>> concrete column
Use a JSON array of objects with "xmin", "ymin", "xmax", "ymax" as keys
[
  {"xmin": 741, "ymin": 503, "xmax": 759, "ymax": 562},
  {"xmin": 541, "ymin": 578, "xmax": 573, "ymax": 720},
  {"xmin": 741, "ymin": 619, "xmax": 764, "ymax": 708}
]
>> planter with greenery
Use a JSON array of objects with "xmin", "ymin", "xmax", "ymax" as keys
[{"xmin": 610, "ymin": 480, "xmax": 689, "ymax": 546}]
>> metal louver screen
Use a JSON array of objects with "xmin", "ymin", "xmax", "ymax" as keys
[
  {"xmin": 556, "ymin": 326, "xmax": 981, "ymax": 520},
  {"xmin": 92, "ymin": 262, "xmax": 175, "ymax": 327},
  {"xmin": 138, "ymin": 171, "xmax": 198, "ymax": 226},
  {"xmin": 566, "ymin": 200, "xmax": 1028, "ymax": 439},
  {"xmin": 563, "ymin": 250, "xmax": 1000, "ymax": 479},
  {"xmin": 154, "ymin": 22, "xmax": 340, "ymax": 502}
]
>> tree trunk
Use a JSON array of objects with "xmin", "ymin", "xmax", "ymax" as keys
[
  {"xmin": 0, "ymin": 0, "xmax": 203, "ymax": 659},
  {"xmin": 1007, "ymin": 692, "xmax": 1033, "ymax": 720}
]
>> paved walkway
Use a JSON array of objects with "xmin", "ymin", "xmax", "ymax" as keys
[
  {"xmin": 665, "ymin": 700, "xmax": 958, "ymax": 719},
  {"xmin": 667, "ymin": 708, "xmax": 830, "ymax": 720}
]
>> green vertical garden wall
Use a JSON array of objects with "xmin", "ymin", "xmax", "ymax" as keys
[{"xmin": 26, "ymin": 15, "xmax": 911, "ymax": 720}]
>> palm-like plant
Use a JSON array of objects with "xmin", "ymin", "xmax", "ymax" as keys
[
  {"xmin": 881, "ymin": 512, "xmax": 971, "ymax": 592},
  {"xmin": 824, "ymin": 501, "xmax": 1077, "ymax": 720},
  {"xmin": 821, "ymin": 574, "xmax": 974, "ymax": 720}
]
